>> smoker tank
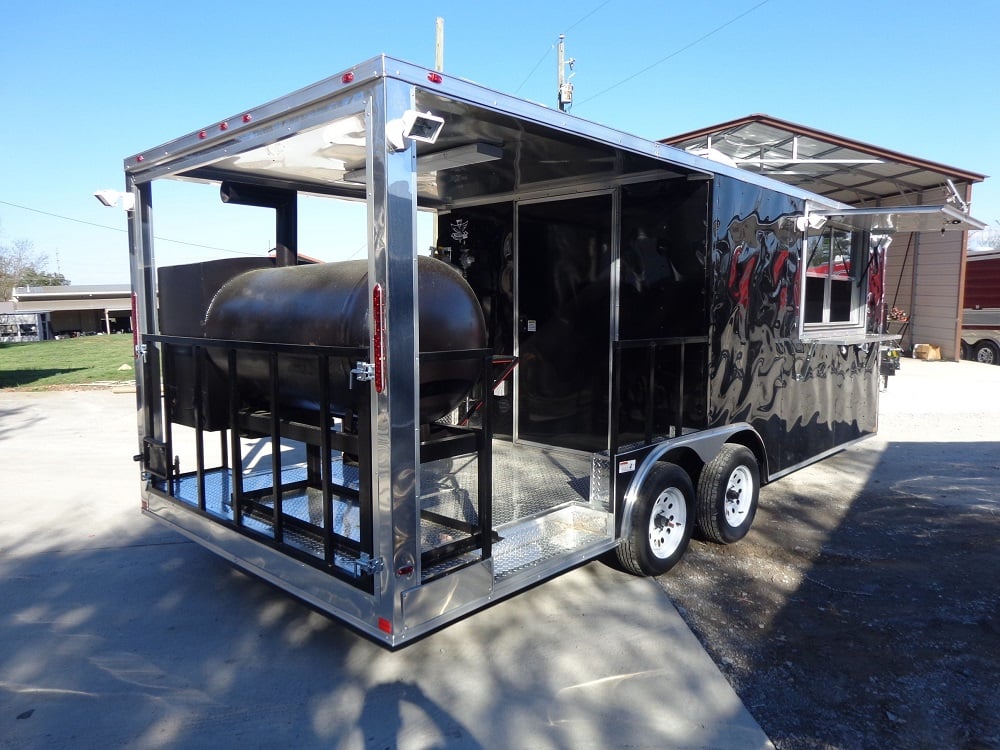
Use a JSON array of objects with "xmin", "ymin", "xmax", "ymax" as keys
[{"xmin": 203, "ymin": 255, "xmax": 486, "ymax": 422}]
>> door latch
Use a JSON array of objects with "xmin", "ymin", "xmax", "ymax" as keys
[{"xmin": 350, "ymin": 361, "xmax": 375, "ymax": 388}]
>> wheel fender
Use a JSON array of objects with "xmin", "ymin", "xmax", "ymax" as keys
[{"xmin": 620, "ymin": 423, "xmax": 765, "ymax": 539}]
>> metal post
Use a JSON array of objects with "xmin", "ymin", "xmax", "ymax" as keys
[
  {"xmin": 557, "ymin": 35, "xmax": 565, "ymax": 112},
  {"xmin": 269, "ymin": 351, "xmax": 283, "ymax": 542},
  {"xmin": 435, "ymin": 17, "xmax": 444, "ymax": 72},
  {"xmin": 228, "ymin": 349, "xmax": 245, "ymax": 527},
  {"xmin": 368, "ymin": 78, "xmax": 421, "ymax": 621},
  {"xmin": 194, "ymin": 345, "xmax": 206, "ymax": 511}
]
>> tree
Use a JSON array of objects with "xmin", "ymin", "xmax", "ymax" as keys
[
  {"xmin": 969, "ymin": 227, "xmax": 1000, "ymax": 252},
  {"xmin": 0, "ymin": 236, "xmax": 70, "ymax": 301}
]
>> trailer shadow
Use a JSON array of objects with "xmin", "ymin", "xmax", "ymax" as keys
[
  {"xmin": 2, "ymin": 389, "xmax": 769, "ymax": 750},
  {"xmin": 0, "ymin": 522, "xmax": 766, "ymax": 749},
  {"xmin": 0, "ymin": 403, "xmax": 30, "ymax": 441},
  {"xmin": 658, "ymin": 437, "xmax": 1000, "ymax": 749}
]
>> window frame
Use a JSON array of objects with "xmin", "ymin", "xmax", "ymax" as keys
[{"xmin": 799, "ymin": 221, "xmax": 869, "ymax": 336}]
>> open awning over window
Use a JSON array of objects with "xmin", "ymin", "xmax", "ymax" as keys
[{"xmin": 813, "ymin": 205, "xmax": 986, "ymax": 234}]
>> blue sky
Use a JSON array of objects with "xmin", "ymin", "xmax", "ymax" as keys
[{"xmin": 2, "ymin": 0, "xmax": 998, "ymax": 285}]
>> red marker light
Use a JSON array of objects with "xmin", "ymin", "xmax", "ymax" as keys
[
  {"xmin": 342, "ymin": 71, "xmax": 355, "ymax": 84},
  {"xmin": 242, "ymin": 113, "xmax": 252, "ymax": 123},
  {"xmin": 198, "ymin": 131, "xmax": 207, "ymax": 139},
  {"xmin": 136, "ymin": 155, "xmax": 144, "ymax": 163},
  {"xmin": 427, "ymin": 72, "xmax": 443, "ymax": 84},
  {"xmin": 372, "ymin": 283, "xmax": 385, "ymax": 394},
  {"xmin": 219, "ymin": 122, "xmax": 229, "ymax": 131},
  {"xmin": 131, "ymin": 293, "xmax": 138, "ymax": 352}
]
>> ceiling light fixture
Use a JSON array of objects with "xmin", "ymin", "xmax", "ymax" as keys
[{"xmin": 344, "ymin": 142, "xmax": 503, "ymax": 184}]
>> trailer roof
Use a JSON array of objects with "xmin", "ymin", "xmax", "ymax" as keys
[{"xmin": 125, "ymin": 56, "xmax": 846, "ymax": 210}]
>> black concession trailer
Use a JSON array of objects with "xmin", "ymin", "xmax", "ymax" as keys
[{"xmin": 123, "ymin": 55, "xmax": 983, "ymax": 647}]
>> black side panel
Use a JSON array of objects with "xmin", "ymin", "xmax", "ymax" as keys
[
  {"xmin": 616, "ymin": 180, "xmax": 711, "ymax": 445},
  {"xmin": 158, "ymin": 257, "xmax": 275, "ymax": 429},
  {"xmin": 708, "ymin": 176, "xmax": 879, "ymax": 476}
]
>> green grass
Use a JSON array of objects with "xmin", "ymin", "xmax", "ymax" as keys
[{"xmin": 0, "ymin": 335, "xmax": 135, "ymax": 389}]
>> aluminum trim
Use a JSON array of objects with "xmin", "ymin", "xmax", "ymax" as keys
[
  {"xmin": 125, "ymin": 58, "xmax": 386, "ymax": 177},
  {"xmin": 142, "ymin": 492, "xmax": 383, "ymax": 639},
  {"xmin": 401, "ymin": 560, "xmax": 493, "ymax": 630},
  {"xmin": 126, "ymin": 53, "xmax": 847, "ymax": 210},
  {"xmin": 766, "ymin": 433, "xmax": 875, "ymax": 482}
]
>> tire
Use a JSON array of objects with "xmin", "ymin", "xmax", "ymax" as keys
[
  {"xmin": 960, "ymin": 341, "xmax": 972, "ymax": 361},
  {"xmin": 696, "ymin": 444, "xmax": 760, "ymax": 545},
  {"xmin": 617, "ymin": 462, "xmax": 694, "ymax": 576},
  {"xmin": 973, "ymin": 341, "xmax": 999, "ymax": 366}
]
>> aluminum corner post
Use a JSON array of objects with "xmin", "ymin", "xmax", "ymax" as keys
[
  {"xmin": 368, "ymin": 77, "xmax": 421, "ymax": 639},
  {"xmin": 126, "ymin": 178, "xmax": 162, "ymax": 453}
]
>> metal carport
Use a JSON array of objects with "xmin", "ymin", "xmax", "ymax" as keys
[{"xmin": 662, "ymin": 114, "xmax": 986, "ymax": 360}]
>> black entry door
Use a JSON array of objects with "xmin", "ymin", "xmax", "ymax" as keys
[{"xmin": 517, "ymin": 195, "xmax": 612, "ymax": 452}]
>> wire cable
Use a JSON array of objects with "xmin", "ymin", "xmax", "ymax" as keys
[
  {"xmin": 575, "ymin": 0, "xmax": 771, "ymax": 108},
  {"xmin": 513, "ymin": 0, "xmax": 613, "ymax": 94},
  {"xmin": 0, "ymin": 198, "xmax": 256, "ymax": 255}
]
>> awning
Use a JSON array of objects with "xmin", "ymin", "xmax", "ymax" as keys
[{"xmin": 812, "ymin": 205, "xmax": 986, "ymax": 234}]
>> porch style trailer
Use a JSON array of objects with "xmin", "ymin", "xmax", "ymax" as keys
[{"xmin": 124, "ymin": 55, "xmax": 981, "ymax": 647}]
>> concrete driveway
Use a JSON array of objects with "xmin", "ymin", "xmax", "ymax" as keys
[{"xmin": 0, "ymin": 389, "xmax": 770, "ymax": 749}]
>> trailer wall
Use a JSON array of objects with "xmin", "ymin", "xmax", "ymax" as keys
[{"xmin": 708, "ymin": 176, "xmax": 880, "ymax": 477}]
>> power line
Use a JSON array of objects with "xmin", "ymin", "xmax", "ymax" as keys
[
  {"xmin": 565, "ymin": 0, "xmax": 612, "ymax": 32},
  {"xmin": 0, "ymin": 198, "xmax": 256, "ymax": 256},
  {"xmin": 514, "ymin": 45, "xmax": 555, "ymax": 94},
  {"xmin": 575, "ymin": 0, "xmax": 771, "ymax": 107},
  {"xmin": 513, "ymin": 1, "xmax": 613, "ymax": 94}
]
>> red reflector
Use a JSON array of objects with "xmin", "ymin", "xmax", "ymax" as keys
[
  {"xmin": 242, "ymin": 113, "xmax": 252, "ymax": 123},
  {"xmin": 219, "ymin": 122, "xmax": 229, "ymax": 131},
  {"xmin": 372, "ymin": 283, "xmax": 385, "ymax": 394},
  {"xmin": 198, "ymin": 131, "xmax": 207, "ymax": 139},
  {"xmin": 131, "ymin": 293, "xmax": 139, "ymax": 352},
  {"xmin": 378, "ymin": 617, "xmax": 392, "ymax": 634},
  {"xmin": 396, "ymin": 565, "xmax": 414, "ymax": 577},
  {"xmin": 427, "ymin": 71, "xmax": 443, "ymax": 84},
  {"xmin": 342, "ymin": 71, "xmax": 355, "ymax": 84}
]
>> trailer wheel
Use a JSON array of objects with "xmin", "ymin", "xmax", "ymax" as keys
[
  {"xmin": 973, "ymin": 341, "xmax": 999, "ymax": 365},
  {"xmin": 696, "ymin": 444, "xmax": 760, "ymax": 545},
  {"xmin": 617, "ymin": 463, "xmax": 694, "ymax": 576}
]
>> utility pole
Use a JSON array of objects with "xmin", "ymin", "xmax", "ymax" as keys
[
  {"xmin": 435, "ymin": 17, "xmax": 445, "ymax": 72},
  {"xmin": 557, "ymin": 34, "xmax": 575, "ymax": 112}
]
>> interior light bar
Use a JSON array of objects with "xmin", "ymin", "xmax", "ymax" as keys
[{"xmin": 343, "ymin": 142, "xmax": 503, "ymax": 183}]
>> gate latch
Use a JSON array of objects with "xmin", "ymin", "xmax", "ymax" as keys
[
  {"xmin": 350, "ymin": 361, "xmax": 375, "ymax": 387},
  {"xmin": 353, "ymin": 553, "xmax": 384, "ymax": 577}
]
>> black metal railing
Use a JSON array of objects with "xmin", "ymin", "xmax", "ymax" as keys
[{"xmin": 610, "ymin": 336, "xmax": 709, "ymax": 454}]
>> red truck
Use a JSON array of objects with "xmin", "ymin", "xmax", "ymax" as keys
[{"xmin": 962, "ymin": 249, "xmax": 1000, "ymax": 364}]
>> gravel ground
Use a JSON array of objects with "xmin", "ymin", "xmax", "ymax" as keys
[{"xmin": 658, "ymin": 358, "xmax": 1000, "ymax": 749}]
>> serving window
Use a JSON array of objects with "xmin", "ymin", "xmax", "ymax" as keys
[{"xmin": 803, "ymin": 224, "xmax": 866, "ymax": 329}]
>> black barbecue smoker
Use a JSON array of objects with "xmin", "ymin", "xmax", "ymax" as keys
[{"xmin": 122, "ymin": 55, "xmax": 982, "ymax": 647}]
